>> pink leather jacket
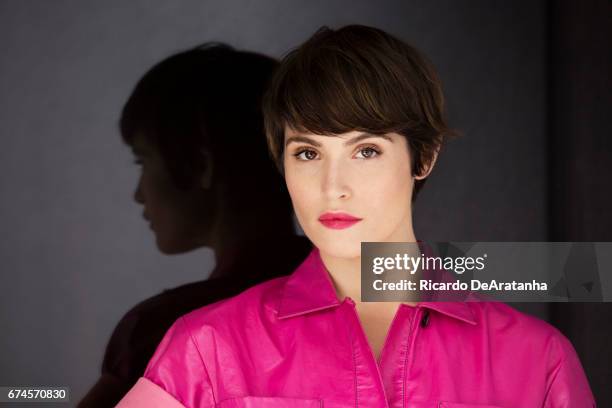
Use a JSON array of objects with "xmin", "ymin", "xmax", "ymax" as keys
[{"xmin": 117, "ymin": 248, "xmax": 595, "ymax": 407}]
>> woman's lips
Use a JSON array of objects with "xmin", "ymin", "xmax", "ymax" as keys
[{"xmin": 318, "ymin": 212, "xmax": 362, "ymax": 230}]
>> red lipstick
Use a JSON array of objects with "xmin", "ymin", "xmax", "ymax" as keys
[{"xmin": 318, "ymin": 212, "xmax": 362, "ymax": 230}]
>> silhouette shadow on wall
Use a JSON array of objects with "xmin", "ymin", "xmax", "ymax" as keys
[{"xmin": 78, "ymin": 44, "xmax": 311, "ymax": 407}]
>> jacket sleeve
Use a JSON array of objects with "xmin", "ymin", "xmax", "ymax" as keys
[
  {"xmin": 116, "ymin": 316, "xmax": 216, "ymax": 408},
  {"xmin": 542, "ymin": 333, "xmax": 596, "ymax": 408}
]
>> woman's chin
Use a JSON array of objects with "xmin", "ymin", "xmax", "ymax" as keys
[
  {"xmin": 302, "ymin": 223, "xmax": 371, "ymax": 259},
  {"xmin": 313, "ymin": 238, "xmax": 362, "ymax": 260}
]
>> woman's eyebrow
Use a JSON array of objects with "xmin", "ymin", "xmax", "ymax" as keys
[
  {"xmin": 344, "ymin": 132, "xmax": 393, "ymax": 146},
  {"xmin": 285, "ymin": 132, "xmax": 392, "ymax": 148},
  {"xmin": 285, "ymin": 135, "xmax": 322, "ymax": 147}
]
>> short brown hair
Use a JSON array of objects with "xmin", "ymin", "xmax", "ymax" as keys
[{"xmin": 263, "ymin": 25, "xmax": 458, "ymax": 201}]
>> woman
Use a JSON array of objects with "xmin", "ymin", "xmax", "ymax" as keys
[{"xmin": 117, "ymin": 26, "xmax": 595, "ymax": 407}]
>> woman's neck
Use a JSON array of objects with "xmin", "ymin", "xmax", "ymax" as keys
[{"xmin": 319, "ymin": 251, "xmax": 362, "ymax": 302}]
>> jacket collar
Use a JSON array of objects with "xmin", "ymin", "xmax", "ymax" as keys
[
  {"xmin": 276, "ymin": 247, "xmax": 477, "ymax": 325},
  {"xmin": 276, "ymin": 248, "xmax": 341, "ymax": 319}
]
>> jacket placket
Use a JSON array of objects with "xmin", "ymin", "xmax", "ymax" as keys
[{"xmin": 343, "ymin": 299, "xmax": 428, "ymax": 408}]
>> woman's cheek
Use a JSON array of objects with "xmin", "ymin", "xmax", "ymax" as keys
[
  {"xmin": 286, "ymin": 175, "xmax": 315, "ymax": 223},
  {"xmin": 286, "ymin": 173, "xmax": 307, "ymax": 207}
]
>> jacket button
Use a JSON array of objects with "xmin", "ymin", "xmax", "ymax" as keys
[{"xmin": 420, "ymin": 310, "xmax": 430, "ymax": 327}]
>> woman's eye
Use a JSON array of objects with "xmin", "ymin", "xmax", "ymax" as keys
[
  {"xmin": 294, "ymin": 149, "xmax": 318, "ymax": 161},
  {"xmin": 355, "ymin": 146, "xmax": 380, "ymax": 159}
]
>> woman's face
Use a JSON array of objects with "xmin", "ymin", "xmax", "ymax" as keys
[
  {"xmin": 283, "ymin": 128, "xmax": 420, "ymax": 259},
  {"xmin": 130, "ymin": 133, "xmax": 214, "ymax": 254}
]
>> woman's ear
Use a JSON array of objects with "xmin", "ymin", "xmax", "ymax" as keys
[
  {"xmin": 199, "ymin": 148, "xmax": 214, "ymax": 189},
  {"xmin": 414, "ymin": 148, "xmax": 439, "ymax": 181}
]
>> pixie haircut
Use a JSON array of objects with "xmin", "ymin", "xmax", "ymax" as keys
[{"xmin": 263, "ymin": 25, "xmax": 457, "ymax": 201}]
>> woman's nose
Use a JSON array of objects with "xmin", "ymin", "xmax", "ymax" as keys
[{"xmin": 321, "ymin": 160, "xmax": 351, "ymax": 201}]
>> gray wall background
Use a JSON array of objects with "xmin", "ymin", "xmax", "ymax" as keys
[{"xmin": 0, "ymin": 0, "xmax": 558, "ymax": 404}]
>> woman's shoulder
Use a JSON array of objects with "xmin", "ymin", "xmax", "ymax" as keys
[
  {"xmin": 473, "ymin": 301, "xmax": 557, "ymax": 330},
  {"xmin": 470, "ymin": 302, "xmax": 595, "ymax": 405},
  {"xmin": 180, "ymin": 274, "xmax": 290, "ymax": 331},
  {"xmin": 141, "ymin": 275, "xmax": 292, "ymax": 406},
  {"xmin": 470, "ymin": 301, "xmax": 578, "ymax": 357}
]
